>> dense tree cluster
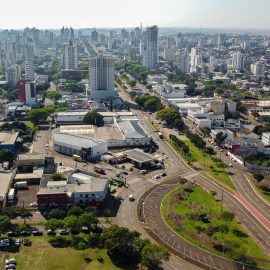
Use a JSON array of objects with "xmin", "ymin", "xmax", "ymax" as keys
[
  {"xmin": 135, "ymin": 94, "xmax": 164, "ymax": 112},
  {"xmin": 156, "ymin": 108, "xmax": 184, "ymax": 130},
  {"xmin": 83, "ymin": 112, "xmax": 104, "ymax": 127}
]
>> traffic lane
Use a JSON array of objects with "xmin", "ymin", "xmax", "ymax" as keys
[{"xmin": 143, "ymin": 184, "xmax": 239, "ymax": 270}]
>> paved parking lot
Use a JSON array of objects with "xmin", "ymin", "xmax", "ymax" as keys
[{"xmin": 14, "ymin": 185, "xmax": 38, "ymax": 208}]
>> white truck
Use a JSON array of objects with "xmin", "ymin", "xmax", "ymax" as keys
[
  {"xmin": 3, "ymin": 161, "xmax": 9, "ymax": 170},
  {"xmin": 14, "ymin": 181, "xmax": 27, "ymax": 189},
  {"xmin": 8, "ymin": 188, "xmax": 15, "ymax": 203}
]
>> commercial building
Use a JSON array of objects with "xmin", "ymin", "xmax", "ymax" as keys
[
  {"xmin": 0, "ymin": 132, "xmax": 19, "ymax": 153},
  {"xmin": 5, "ymin": 64, "xmax": 21, "ymax": 86},
  {"xmin": 55, "ymin": 111, "xmax": 88, "ymax": 125},
  {"xmin": 124, "ymin": 148, "xmax": 156, "ymax": 168},
  {"xmin": 63, "ymin": 41, "xmax": 78, "ymax": 70},
  {"xmin": 143, "ymin": 26, "xmax": 159, "ymax": 70},
  {"xmin": 18, "ymin": 79, "xmax": 36, "ymax": 105},
  {"xmin": 210, "ymin": 100, "xmax": 236, "ymax": 114},
  {"xmin": 53, "ymin": 132, "xmax": 108, "ymax": 160},
  {"xmin": 156, "ymin": 83, "xmax": 187, "ymax": 99},
  {"xmin": 37, "ymin": 170, "xmax": 109, "ymax": 209},
  {"xmin": 89, "ymin": 54, "xmax": 117, "ymax": 101}
]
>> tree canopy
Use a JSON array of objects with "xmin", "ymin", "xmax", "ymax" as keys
[
  {"xmin": 156, "ymin": 108, "xmax": 183, "ymax": 129},
  {"xmin": 83, "ymin": 112, "xmax": 104, "ymax": 127}
]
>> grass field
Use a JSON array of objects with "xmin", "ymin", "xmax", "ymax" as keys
[
  {"xmin": 0, "ymin": 236, "xmax": 121, "ymax": 270},
  {"xmin": 161, "ymin": 187, "xmax": 270, "ymax": 267},
  {"xmin": 183, "ymin": 139, "xmax": 235, "ymax": 189}
]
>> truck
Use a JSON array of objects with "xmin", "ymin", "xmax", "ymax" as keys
[
  {"xmin": 14, "ymin": 181, "xmax": 27, "ymax": 189},
  {"xmin": 3, "ymin": 161, "xmax": 9, "ymax": 170},
  {"xmin": 8, "ymin": 188, "xmax": 15, "ymax": 203},
  {"xmin": 72, "ymin": 154, "xmax": 82, "ymax": 162},
  {"xmin": 157, "ymin": 132, "xmax": 164, "ymax": 139}
]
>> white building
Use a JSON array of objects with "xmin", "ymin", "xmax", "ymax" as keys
[
  {"xmin": 262, "ymin": 132, "xmax": 270, "ymax": 146},
  {"xmin": 251, "ymin": 61, "xmax": 266, "ymax": 78},
  {"xmin": 143, "ymin": 25, "xmax": 159, "ymax": 70},
  {"xmin": 232, "ymin": 52, "xmax": 244, "ymax": 71},
  {"xmin": 156, "ymin": 82, "xmax": 187, "ymax": 99},
  {"xmin": 63, "ymin": 41, "xmax": 78, "ymax": 70},
  {"xmin": 190, "ymin": 48, "xmax": 202, "ymax": 73},
  {"xmin": 25, "ymin": 58, "xmax": 34, "ymax": 81},
  {"xmin": 89, "ymin": 54, "xmax": 117, "ymax": 101},
  {"xmin": 211, "ymin": 129, "xmax": 234, "ymax": 141},
  {"xmin": 53, "ymin": 132, "xmax": 108, "ymax": 160},
  {"xmin": 163, "ymin": 47, "xmax": 176, "ymax": 61},
  {"xmin": 175, "ymin": 50, "xmax": 190, "ymax": 73}
]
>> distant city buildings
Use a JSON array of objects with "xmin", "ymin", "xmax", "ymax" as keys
[
  {"xmin": 5, "ymin": 64, "xmax": 21, "ymax": 86},
  {"xmin": 25, "ymin": 58, "xmax": 34, "ymax": 81},
  {"xmin": 63, "ymin": 41, "xmax": 78, "ymax": 70},
  {"xmin": 175, "ymin": 50, "xmax": 190, "ymax": 73},
  {"xmin": 251, "ymin": 61, "xmax": 266, "ymax": 78},
  {"xmin": 190, "ymin": 48, "xmax": 202, "ymax": 73},
  {"xmin": 232, "ymin": 52, "xmax": 244, "ymax": 71}
]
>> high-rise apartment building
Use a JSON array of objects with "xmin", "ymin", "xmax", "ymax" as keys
[
  {"xmin": 232, "ymin": 52, "xmax": 244, "ymax": 71},
  {"xmin": 89, "ymin": 54, "xmax": 116, "ymax": 101},
  {"xmin": 63, "ymin": 41, "xmax": 78, "ymax": 70},
  {"xmin": 190, "ymin": 48, "xmax": 202, "ymax": 73},
  {"xmin": 5, "ymin": 64, "xmax": 21, "ymax": 86},
  {"xmin": 25, "ymin": 58, "xmax": 34, "ymax": 81},
  {"xmin": 143, "ymin": 25, "xmax": 158, "ymax": 70},
  {"xmin": 19, "ymin": 79, "xmax": 36, "ymax": 105},
  {"xmin": 251, "ymin": 61, "xmax": 266, "ymax": 78},
  {"xmin": 175, "ymin": 50, "xmax": 190, "ymax": 74}
]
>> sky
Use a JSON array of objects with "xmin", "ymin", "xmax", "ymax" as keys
[{"xmin": 1, "ymin": 0, "xmax": 270, "ymax": 29}]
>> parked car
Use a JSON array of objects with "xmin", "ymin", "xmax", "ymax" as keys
[
  {"xmin": 161, "ymin": 171, "xmax": 167, "ymax": 177},
  {"xmin": 5, "ymin": 259, "xmax": 16, "ymax": 265},
  {"xmin": 47, "ymin": 230, "xmax": 56, "ymax": 236},
  {"xmin": 22, "ymin": 238, "xmax": 31, "ymax": 246},
  {"xmin": 59, "ymin": 229, "xmax": 69, "ymax": 235},
  {"xmin": 7, "ymin": 231, "xmax": 17, "ymax": 237},
  {"xmin": 129, "ymin": 194, "xmax": 135, "ymax": 202},
  {"xmin": 32, "ymin": 230, "xmax": 43, "ymax": 236},
  {"xmin": 30, "ymin": 202, "xmax": 38, "ymax": 207},
  {"xmin": 15, "ymin": 239, "xmax": 20, "ymax": 247},
  {"xmin": 154, "ymin": 174, "xmax": 161, "ymax": 179},
  {"xmin": 20, "ymin": 230, "xmax": 31, "ymax": 236}
]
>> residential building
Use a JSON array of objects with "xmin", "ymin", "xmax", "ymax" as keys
[
  {"xmin": 143, "ymin": 25, "xmax": 159, "ymax": 70},
  {"xmin": 25, "ymin": 58, "xmax": 34, "ymax": 81},
  {"xmin": 210, "ymin": 100, "xmax": 226, "ymax": 114},
  {"xmin": 251, "ymin": 61, "xmax": 266, "ymax": 78},
  {"xmin": 156, "ymin": 82, "xmax": 187, "ymax": 99},
  {"xmin": 175, "ymin": 50, "xmax": 190, "ymax": 73},
  {"xmin": 63, "ymin": 41, "xmax": 78, "ymax": 70},
  {"xmin": 190, "ymin": 48, "xmax": 202, "ymax": 73},
  {"xmin": 224, "ymin": 119, "xmax": 241, "ymax": 131},
  {"xmin": 18, "ymin": 79, "xmax": 36, "ymax": 105},
  {"xmin": 5, "ymin": 65, "xmax": 21, "ymax": 86},
  {"xmin": 232, "ymin": 52, "xmax": 244, "ymax": 71},
  {"xmin": 89, "ymin": 54, "xmax": 117, "ymax": 101}
]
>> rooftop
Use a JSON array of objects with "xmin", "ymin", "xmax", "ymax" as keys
[
  {"xmin": 95, "ymin": 124, "xmax": 125, "ymax": 141},
  {"xmin": 0, "ymin": 132, "xmax": 19, "ymax": 145},
  {"xmin": 0, "ymin": 172, "xmax": 13, "ymax": 201},
  {"xmin": 17, "ymin": 154, "xmax": 45, "ymax": 161},
  {"xmin": 117, "ymin": 120, "xmax": 148, "ymax": 139},
  {"xmin": 59, "ymin": 125, "xmax": 95, "ymax": 136},
  {"xmin": 54, "ymin": 132, "xmax": 105, "ymax": 149},
  {"xmin": 124, "ymin": 148, "xmax": 156, "ymax": 164}
]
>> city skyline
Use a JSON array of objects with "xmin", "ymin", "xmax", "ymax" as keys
[{"xmin": 1, "ymin": 0, "xmax": 270, "ymax": 29}]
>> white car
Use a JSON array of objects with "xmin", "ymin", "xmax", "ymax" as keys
[
  {"xmin": 154, "ymin": 175, "xmax": 161, "ymax": 179},
  {"xmin": 5, "ymin": 259, "xmax": 16, "ymax": 265},
  {"xmin": 129, "ymin": 194, "xmax": 135, "ymax": 201},
  {"xmin": 30, "ymin": 202, "xmax": 37, "ymax": 207}
]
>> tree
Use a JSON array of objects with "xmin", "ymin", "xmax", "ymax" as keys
[
  {"xmin": 253, "ymin": 125, "xmax": 264, "ymax": 136},
  {"xmin": 141, "ymin": 243, "xmax": 170, "ymax": 269},
  {"xmin": 79, "ymin": 212, "xmax": 98, "ymax": 228},
  {"xmin": 188, "ymin": 212, "xmax": 198, "ymax": 226},
  {"xmin": 129, "ymin": 91, "xmax": 137, "ymax": 99},
  {"xmin": 179, "ymin": 177, "xmax": 187, "ymax": 188},
  {"xmin": 48, "ymin": 209, "xmax": 66, "ymax": 220},
  {"xmin": 156, "ymin": 108, "xmax": 181, "ymax": 127},
  {"xmin": 253, "ymin": 172, "xmax": 264, "ymax": 182},
  {"xmin": 0, "ymin": 216, "xmax": 11, "ymax": 234},
  {"xmin": 45, "ymin": 219, "xmax": 63, "ymax": 231},
  {"xmin": 214, "ymin": 132, "xmax": 227, "ymax": 146},
  {"xmin": 27, "ymin": 109, "xmax": 49, "ymax": 125},
  {"xmin": 221, "ymin": 211, "xmax": 235, "ymax": 227},
  {"xmin": 144, "ymin": 96, "xmax": 163, "ymax": 112},
  {"xmin": 49, "ymin": 173, "xmax": 64, "ymax": 181},
  {"xmin": 64, "ymin": 215, "xmax": 81, "ymax": 232},
  {"xmin": 68, "ymin": 206, "xmax": 84, "ymax": 217},
  {"xmin": 83, "ymin": 112, "xmax": 104, "ymax": 127},
  {"xmin": 35, "ymin": 82, "xmax": 50, "ymax": 93},
  {"xmin": 47, "ymin": 90, "xmax": 62, "ymax": 100},
  {"xmin": 0, "ymin": 150, "xmax": 14, "ymax": 162}
]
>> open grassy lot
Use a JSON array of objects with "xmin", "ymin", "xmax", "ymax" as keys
[
  {"xmin": 0, "ymin": 236, "xmax": 121, "ymax": 270},
  {"xmin": 183, "ymin": 139, "xmax": 235, "ymax": 189},
  {"xmin": 161, "ymin": 186, "xmax": 270, "ymax": 267}
]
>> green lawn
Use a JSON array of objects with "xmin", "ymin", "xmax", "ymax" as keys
[
  {"xmin": 161, "ymin": 187, "xmax": 270, "ymax": 267},
  {"xmin": 0, "ymin": 236, "xmax": 121, "ymax": 270},
  {"xmin": 183, "ymin": 139, "xmax": 235, "ymax": 189},
  {"xmin": 256, "ymin": 184, "xmax": 270, "ymax": 203}
]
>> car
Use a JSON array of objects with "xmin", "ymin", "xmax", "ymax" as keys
[
  {"xmin": 161, "ymin": 171, "xmax": 167, "ymax": 177},
  {"xmin": 47, "ymin": 230, "xmax": 56, "ymax": 236},
  {"xmin": 22, "ymin": 238, "xmax": 31, "ymax": 246},
  {"xmin": 81, "ymin": 226, "xmax": 90, "ymax": 234},
  {"xmin": 129, "ymin": 194, "xmax": 135, "ymax": 201},
  {"xmin": 7, "ymin": 231, "xmax": 17, "ymax": 237},
  {"xmin": 30, "ymin": 202, "xmax": 38, "ymax": 207},
  {"xmin": 228, "ymin": 164, "xmax": 233, "ymax": 167},
  {"xmin": 5, "ymin": 265, "xmax": 16, "ymax": 270},
  {"xmin": 20, "ymin": 230, "xmax": 31, "ymax": 236},
  {"xmin": 59, "ymin": 229, "xmax": 69, "ymax": 235},
  {"xmin": 140, "ymin": 169, "xmax": 148, "ymax": 175},
  {"xmin": 14, "ymin": 239, "xmax": 20, "ymax": 247},
  {"xmin": 5, "ymin": 259, "xmax": 16, "ymax": 265},
  {"xmin": 70, "ymin": 230, "xmax": 80, "ymax": 235},
  {"xmin": 32, "ymin": 230, "xmax": 43, "ymax": 236},
  {"xmin": 46, "ymin": 143, "xmax": 49, "ymax": 147},
  {"xmin": 154, "ymin": 175, "xmax": 161, "ymax": 179}
]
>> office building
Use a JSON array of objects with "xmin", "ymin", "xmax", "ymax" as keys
[
  {"xmin": 63, "ymin": 41, "xmax": 78, "ymax": 70},
  {"xmin": 91, "ymin": 29, "xmax": 99, "ymax": 42},
  {"xmin": 25, "ymin": 58, "xmax": 34, "ymax": 81},
  {"xmin": 18, "ymin": 79, "xmax": 36, "ymax": 105},
  {"xmin": 143, "ymin": 25, "xmax": 159, "ymax": 70},
  {"xmin": 232, "ymin": 52, "xmax": 244, "ymax": 71},
  {"xmin": 89, "ymin": 54, "xmax": 117, "ymax": 101}
]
